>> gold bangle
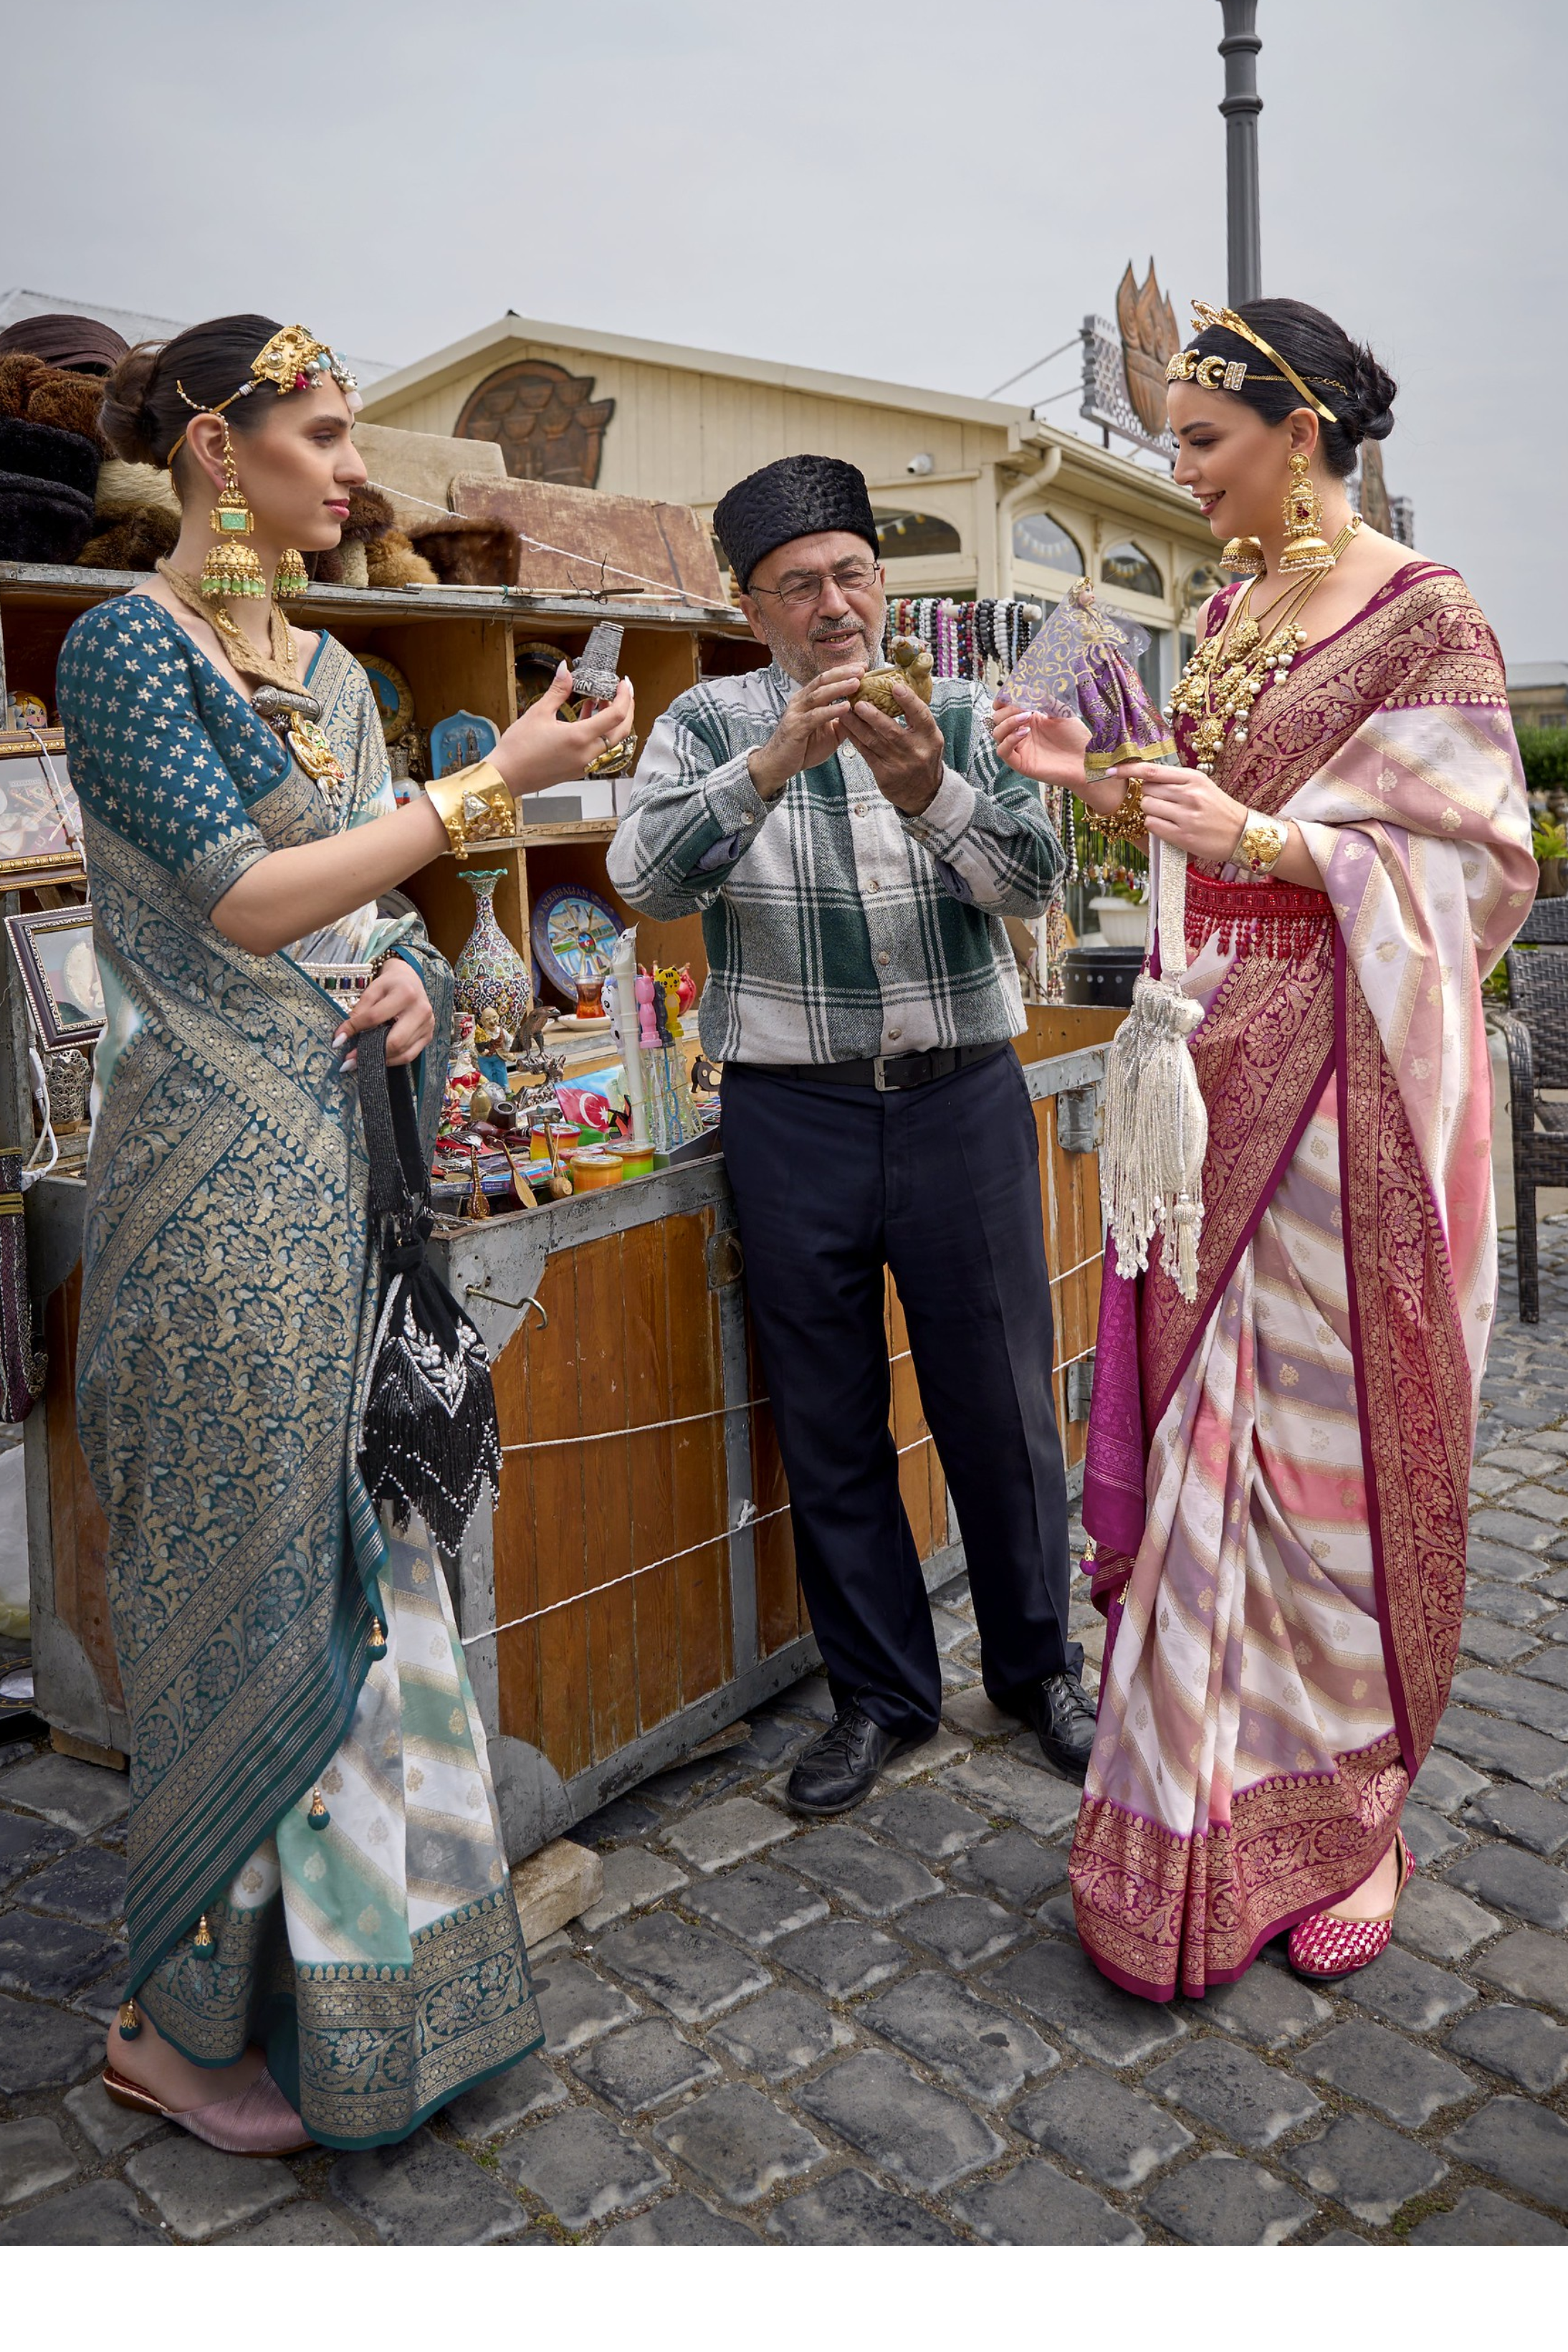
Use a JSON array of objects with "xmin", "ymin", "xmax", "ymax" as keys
[
  {"xmin": 1096, "ymin": 777, "xmax": 1147, "ymax": 844},
  {"xmin": 1236, "ymin": 811, "xmax": 1289, "ymax": 873},
  {"xmin": 423, "ymin": 759, "xmax": 517, "ymax": 857}
]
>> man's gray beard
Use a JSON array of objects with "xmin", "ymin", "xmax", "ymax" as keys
[{"xmin": 758, "ymin": 606, "xmax": 886, "ymax": 686}]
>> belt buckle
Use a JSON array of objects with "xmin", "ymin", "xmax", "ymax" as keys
[{"xmin": 872, "ymin": 1055, "xmax": 897, "ymax": 1092}]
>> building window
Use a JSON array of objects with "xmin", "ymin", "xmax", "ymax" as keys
[
  {"xmin": 872, "ymin": 510, "xmax": 962, "ymax": 559},
  {"xmin": 1012, "ymin": 513, "xmax": 1084, "ymax": 573},
  {"xmin": 1180, "ymin": 559, "xmax": 1228, "ymax": 615},
  {"xmin": 1101, "ymin": 541, "xmax": 1163, "ymax": 599}
]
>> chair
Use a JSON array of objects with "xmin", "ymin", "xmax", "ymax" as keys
[
  {"xmin": 1516, "ymin": 895, "xmax": 1568, "ymax": 945},
  {"xmin": 1501, "ymin": 940, "xmax": 1568, "ymax": 1320}
]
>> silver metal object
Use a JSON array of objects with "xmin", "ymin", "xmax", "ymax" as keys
[
  {"xmin": 572, "ymin": 621, "xmax": 624, "ymax": 705},
  {"xmin": 1056, "ymin": 1085, "xmax": 1099, "ymax": 1154}
]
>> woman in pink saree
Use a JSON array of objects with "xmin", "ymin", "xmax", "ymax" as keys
[{"xmin": 996, "ymin": 297, "xmax": 1534, "ymax": 2001}]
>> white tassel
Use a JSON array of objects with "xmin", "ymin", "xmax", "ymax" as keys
[{"xmin": 1099, "ymin": 844, "xmax": 1208, "ymax": 1303}]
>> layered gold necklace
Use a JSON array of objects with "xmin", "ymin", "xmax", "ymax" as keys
[
  {"xmin": 155, "ymin": 558, "xmax": 346, "ymax": 790},
  {"xmin": 1169, "ymin": 515, "xmax": 1360, "ymax": 774}
]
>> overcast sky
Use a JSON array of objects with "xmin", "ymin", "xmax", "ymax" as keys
[{"xmin": 5, "ymin": 0, "xmax": 1564, "ymax": 658}]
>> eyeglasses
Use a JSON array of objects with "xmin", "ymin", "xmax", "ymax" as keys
[{"xmin": 747, "ymin": 556, "xmax": 883, "ymax": 611}]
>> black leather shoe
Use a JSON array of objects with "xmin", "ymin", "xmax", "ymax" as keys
[
  {"xmin": 785, "ymin": 1705, "xmax": 904, "ymax": 1816},
  {"xmin": 1020, "ymin": 1670, "xmax": 1097, "ymax": 1783}
]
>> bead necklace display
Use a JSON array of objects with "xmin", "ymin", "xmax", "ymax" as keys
[
  {"xmin": 885, "ymin": 596, "xmax": 1043, "ymax": 685},
  {"xmin": 1166, "ymin": 518, "xmax": 1359, "ymax": 775}
]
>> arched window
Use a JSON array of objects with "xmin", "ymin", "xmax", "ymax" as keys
[
  {"xmin": 1012, "ymin": 513, "xmax": 1084, "ymax": 573},
  {"xmin": 1101, "ymin": 541, "xmax": 1163, "ymax": 599},
  {"xmin": 1181, "ymin": 558, "xmax": 1228, "ymax": 611},
  {"xmin": 872, "ymin": 509, "xmax": 962, "ymax": 559}
]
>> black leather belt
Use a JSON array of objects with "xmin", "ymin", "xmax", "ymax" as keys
[{"xmin": 751, "ymin": 1041, "xmax": 1010, "ymax": 1093}]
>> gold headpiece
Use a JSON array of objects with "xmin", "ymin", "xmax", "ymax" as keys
[
  {"xmin": 1165, "ymin": 303, "xmax": 1341, "ymax": 424},
  {"xmin": 167, "ymin": 326, "xmax": 360, "ymax": 462}
]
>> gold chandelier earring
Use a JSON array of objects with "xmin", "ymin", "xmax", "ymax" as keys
[
  {"xmin": 1220, "ymin": 535, "xmax": 1264, "ymax": 576},
  {"xmin": 1279, "ymin": 449, "xmax": 1334, "ymax": 573},
  {"xmin": 199, "ymin": 421, "xmax": 266, "ymax": 602},
  {"xmin": 274, "ymin": 546, "xmax": 309, "ymax": 599}
]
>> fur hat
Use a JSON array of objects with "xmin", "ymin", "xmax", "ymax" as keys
[
  {"xmin": 0, "ymin": 354, "xmax": 107, "ymax": 449},
  {"xmin": 77, "ymin": 506, "xmax": 181, "ymax": 572},
  {"xmin": 408, "ymin": 513, "xmax": 521, "ymax": 588},
  {"xmin": 0, "ymin": 412, "xmax": 101, "ymax": 499},
  {"xmin": 309, "ymin": 485, "xmax": 401, "ymax": 586},
  {"xmin": 0, "ymin": 472, "xmax": 97, "ymax": 563},
  {"xmin": 365, "ymin": 528, "xmax": 438, "ymax": 589},
  {"xmin": 0, "ymin": 313, "xmax": 129, "ymax": 375},
  {"xmin": 713, "ymin": 454, "xmax": 878, "ymax": 591},
  {"xmin": 95, "ymin": 458, "xmax": 181, "ymax": 523}
]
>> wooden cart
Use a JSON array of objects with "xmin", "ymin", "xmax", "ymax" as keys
[{"xmin": 2, "ymin": 559, "xmax": 1117, "ymax": 1844}]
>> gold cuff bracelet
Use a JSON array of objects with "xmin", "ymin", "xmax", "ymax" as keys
[{"xmin": 423, "ymin": 760, "xmax": 517, "ymax": 857}]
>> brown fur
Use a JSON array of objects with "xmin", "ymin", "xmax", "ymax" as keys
[
  {"xmin": 365, "ymin": 528, "xmax": 438, "ymax": 588},
  {"xmin": 0, "ymin": 354, "xmax": 49, "ymax": 417},
  {"xmin": 76, "ymin": 507, "xmax": 181, "ymax": 571},
  {"xmin": 26, "ymin": 373, "xmax": 105, "ymax": 447},
  {"xmin": 341, "ymin": 482, "xmax": 395, "ymax": 546},
  {"xmin": 409, "ymin": 515, "xmax": 520, "ymax": 587}
]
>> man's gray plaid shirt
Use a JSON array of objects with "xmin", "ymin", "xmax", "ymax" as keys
[{"xmin": 606, "ymin": 660, "xmax": 1063, "ymax": 1066}]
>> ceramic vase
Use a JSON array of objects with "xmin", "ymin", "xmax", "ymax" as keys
[{"xmin": 454, "ymin": 868, "xmax": 532, "ymax": 1045}]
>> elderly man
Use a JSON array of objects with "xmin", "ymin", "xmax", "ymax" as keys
[{"xmin": 608, "ymin": 454, "xmax": 1093, "ymax": 1811}]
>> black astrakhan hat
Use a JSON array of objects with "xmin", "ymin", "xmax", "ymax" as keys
[{"xmin": 713, "ymin": 454, "xmax": 878, "ymax": 592}]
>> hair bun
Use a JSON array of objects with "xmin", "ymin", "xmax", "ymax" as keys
[
  {"xmin": 1343, "ymin": 342, "xmax": 1396, "ymax": 446},
  {"xmin": 98, "ymin": 343, "xmax": 168, "ymax": 468}
]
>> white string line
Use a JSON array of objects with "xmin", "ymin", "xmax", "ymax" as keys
[
  {"xmin": 461, "ymin": 1433, "xmax": 937, "ymax": 1649},
  {"xmin": 1048, "ymin": 1250, "xmax": 1104, "ymax": 1289},
  {"xmin": 983, "ymin": 335, "xmax": 1081, "ymax": 401},
  {"xmin": 496, "ymin": 1348, "xmax": 917, "ymax": 1454},
  {"xmin": 364, "ymin": 482, "xmax": 720, "ymax": 610}
]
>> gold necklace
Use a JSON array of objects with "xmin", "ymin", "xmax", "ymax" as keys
[
  {"xmin": 155, "ymin": 559, "xmax": 346, "ymax": 791},
  {"xmin": 1170, "ymin": 516, "xmax": 1360, "ymax": 774}
]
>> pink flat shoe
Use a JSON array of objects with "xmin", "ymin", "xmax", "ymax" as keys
[
  {"xmin": 1288, "ymin": 1831, "xmax": 1412, "ymax": 1985},
  {"xmin": 103, "ymin": 2062, "xmax": 314, "ymax": 2156}
]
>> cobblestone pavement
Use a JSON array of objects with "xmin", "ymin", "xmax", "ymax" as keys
[{"xmin": 2, "ymin": 1224, "xmax": 1568, "ymax": 2247}]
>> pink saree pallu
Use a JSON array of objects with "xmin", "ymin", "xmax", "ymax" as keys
[{"xmin": 1071, "ymin": 564, "xmax": 1536, "ymax": 2002}]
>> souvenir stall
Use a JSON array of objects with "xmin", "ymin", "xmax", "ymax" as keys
[{"xmin": 2, "ymin": 514, "xmax": 1120, "ymax": 1851}]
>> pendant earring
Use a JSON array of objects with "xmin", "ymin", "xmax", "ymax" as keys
[
  {"xmin": 1220, "ymin": 536, "xmax": 1264, "ymax": 576},
  {"xmin": 199, "ymin": 422, "xmax": 266, "ymax": 602},
  {"xmin": 1279, "ymin": 450, "xmax": 1334, "ymax": 573},
  {"xmin": 274, "ymin": 547, "xmax": 309, "ymax": 599}
]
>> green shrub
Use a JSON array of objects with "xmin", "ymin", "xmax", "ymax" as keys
[{"xmin": 1516, "ymin": 723, "xmax": 1568, "ymax": 794}]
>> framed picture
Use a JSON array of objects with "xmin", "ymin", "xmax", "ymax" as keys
[
  {"xmin": 4, "ymin": 905, "xmax": 105, "ymax": 1049},
  {"xmin": 0, "ymin": 729, "xmax": 86, "ymax": 889},
  {"xmin": 530, "ymin": 881, "xmax": 621, "ymax": 995}
]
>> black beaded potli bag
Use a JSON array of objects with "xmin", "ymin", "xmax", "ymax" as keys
[{"xmin": 356, "ymin": 1024, "xmax": 501, "ymax": 1553}]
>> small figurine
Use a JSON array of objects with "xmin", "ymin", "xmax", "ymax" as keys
[
  {"xmin": 636, "ymin": 969, "xmax": 661, "ymax": 1050},
  {"xmin": 854, "ymin": 637, "xmax": 934, "ymax": 715}
]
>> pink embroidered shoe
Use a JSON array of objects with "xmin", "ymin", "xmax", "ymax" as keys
[
  {"xmin": 1287, "ymin": 1832, "xmax": 1411, "ymax": 1985},
  {"xmin": 103, "ymin": 2062, "xmax": 313, "ymax": 2156}
]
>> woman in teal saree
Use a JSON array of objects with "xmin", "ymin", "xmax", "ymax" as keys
[{"xmin": 55, "ymin": 315, "xmax": 632, "ymax": 2151}]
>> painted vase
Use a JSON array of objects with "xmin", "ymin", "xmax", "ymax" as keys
[{"xmin": 453, "ymin": 867, "xmax": 532, "ymax": 1047}]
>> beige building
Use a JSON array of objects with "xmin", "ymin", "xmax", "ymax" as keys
[
  {"xmin": 1508, "ymin": 662, "xmax": 1568, "ymax": 732},
  {"xmin": 358, "ymin": 313, "xmax": 1226, "ymax": 700}
]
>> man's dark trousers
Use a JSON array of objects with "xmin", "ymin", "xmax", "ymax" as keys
[{"xmin": 720, "ymin": 1046, "xmax": 1080, "ymax": 1743}]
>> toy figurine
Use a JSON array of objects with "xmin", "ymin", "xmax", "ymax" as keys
[{"xmin": 636, "ymin": 969, "xmax": 661, "ymax": 1050}]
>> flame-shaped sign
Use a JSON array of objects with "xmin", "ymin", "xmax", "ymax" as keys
[{"xmin": 1116, "ymin": 261, "xmax": 1181, "ymax": 439}]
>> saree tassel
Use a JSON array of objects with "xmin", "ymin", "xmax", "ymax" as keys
[
  {"xmin": 1100, "ymin": 846, "xmax": 1208, "ymax": 1304},
  {"xmin": 307, "ymin": 1785, "xmax": 330, "ymax": 1832},
  {"xmin": 117, "ymin": 1998, "xmax": 143, "ymax": 2041},
  {"xmin": 368, "ymin": 1617, "xmax": 388, "ymax": 1660},
  {"xmin": 193, "ymin": 1913, "xmax": 214, "ymax": 1951}
]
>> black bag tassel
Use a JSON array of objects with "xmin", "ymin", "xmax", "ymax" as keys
[
  {"xmin": 356, "ymin": 1025, "xmax": 502, "ymax": 1556},
  {"xmin": 0, "ymin": 1148, "xmax": 44, "ymax": 1422}
]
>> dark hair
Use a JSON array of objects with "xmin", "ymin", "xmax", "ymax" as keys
[
  {"xmin": 1186, "ymin": 298, "xmax": 1396, "ymax": 479},
  {"xmin": 98, "ymin": 313, "xmax": 284, "ymax": 476}
]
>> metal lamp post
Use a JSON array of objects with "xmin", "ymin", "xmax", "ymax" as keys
[{"xmin": 1217, "ymin": 0, "xmax": 1263, "ymax": 305}]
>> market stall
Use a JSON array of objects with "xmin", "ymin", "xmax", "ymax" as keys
[{"xmin": 2, "ymin": 546, "xmax": 1118, "ymax": 1855}]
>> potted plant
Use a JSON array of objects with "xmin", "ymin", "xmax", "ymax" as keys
[
  {"xmin": 1534, "ymin": 815, "xmax": 1567, "ymax": 899},
  {"xmin": 1089, "ymin": 872, "xmax": 1150, "ymax": 947}
]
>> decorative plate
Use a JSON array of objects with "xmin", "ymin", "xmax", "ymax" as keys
[
  {"xmin": 430, "ymin": 708, "xmax": 500, "ymax": 779},
  {"xmin": 358, "ymin": 652, "xmax": 415, "ymax": 746},
  {"xmin": 530, "ymin": 882, "xmax": 622, "ymax": 994}
]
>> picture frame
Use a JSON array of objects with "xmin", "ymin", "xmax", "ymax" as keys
[
  {"xmin": 358, "ymin": 652, "xmax": 415, "ymax": 746},
  {"xmin": 0, "ymin": 729, "xmax": 87, "ymax": 889},
  {"xmin": 4, "ymin": 904, "xmax": 105, "ymax": 1050}
]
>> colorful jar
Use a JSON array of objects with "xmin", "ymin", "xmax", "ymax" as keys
[
  {"xmin": 453, "ymin": 867, "xmax": 532, "ymax": 1046},
  {"xmin": 568, "ymin": 1149, "xmax": 624, "ymax": 1192}
]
